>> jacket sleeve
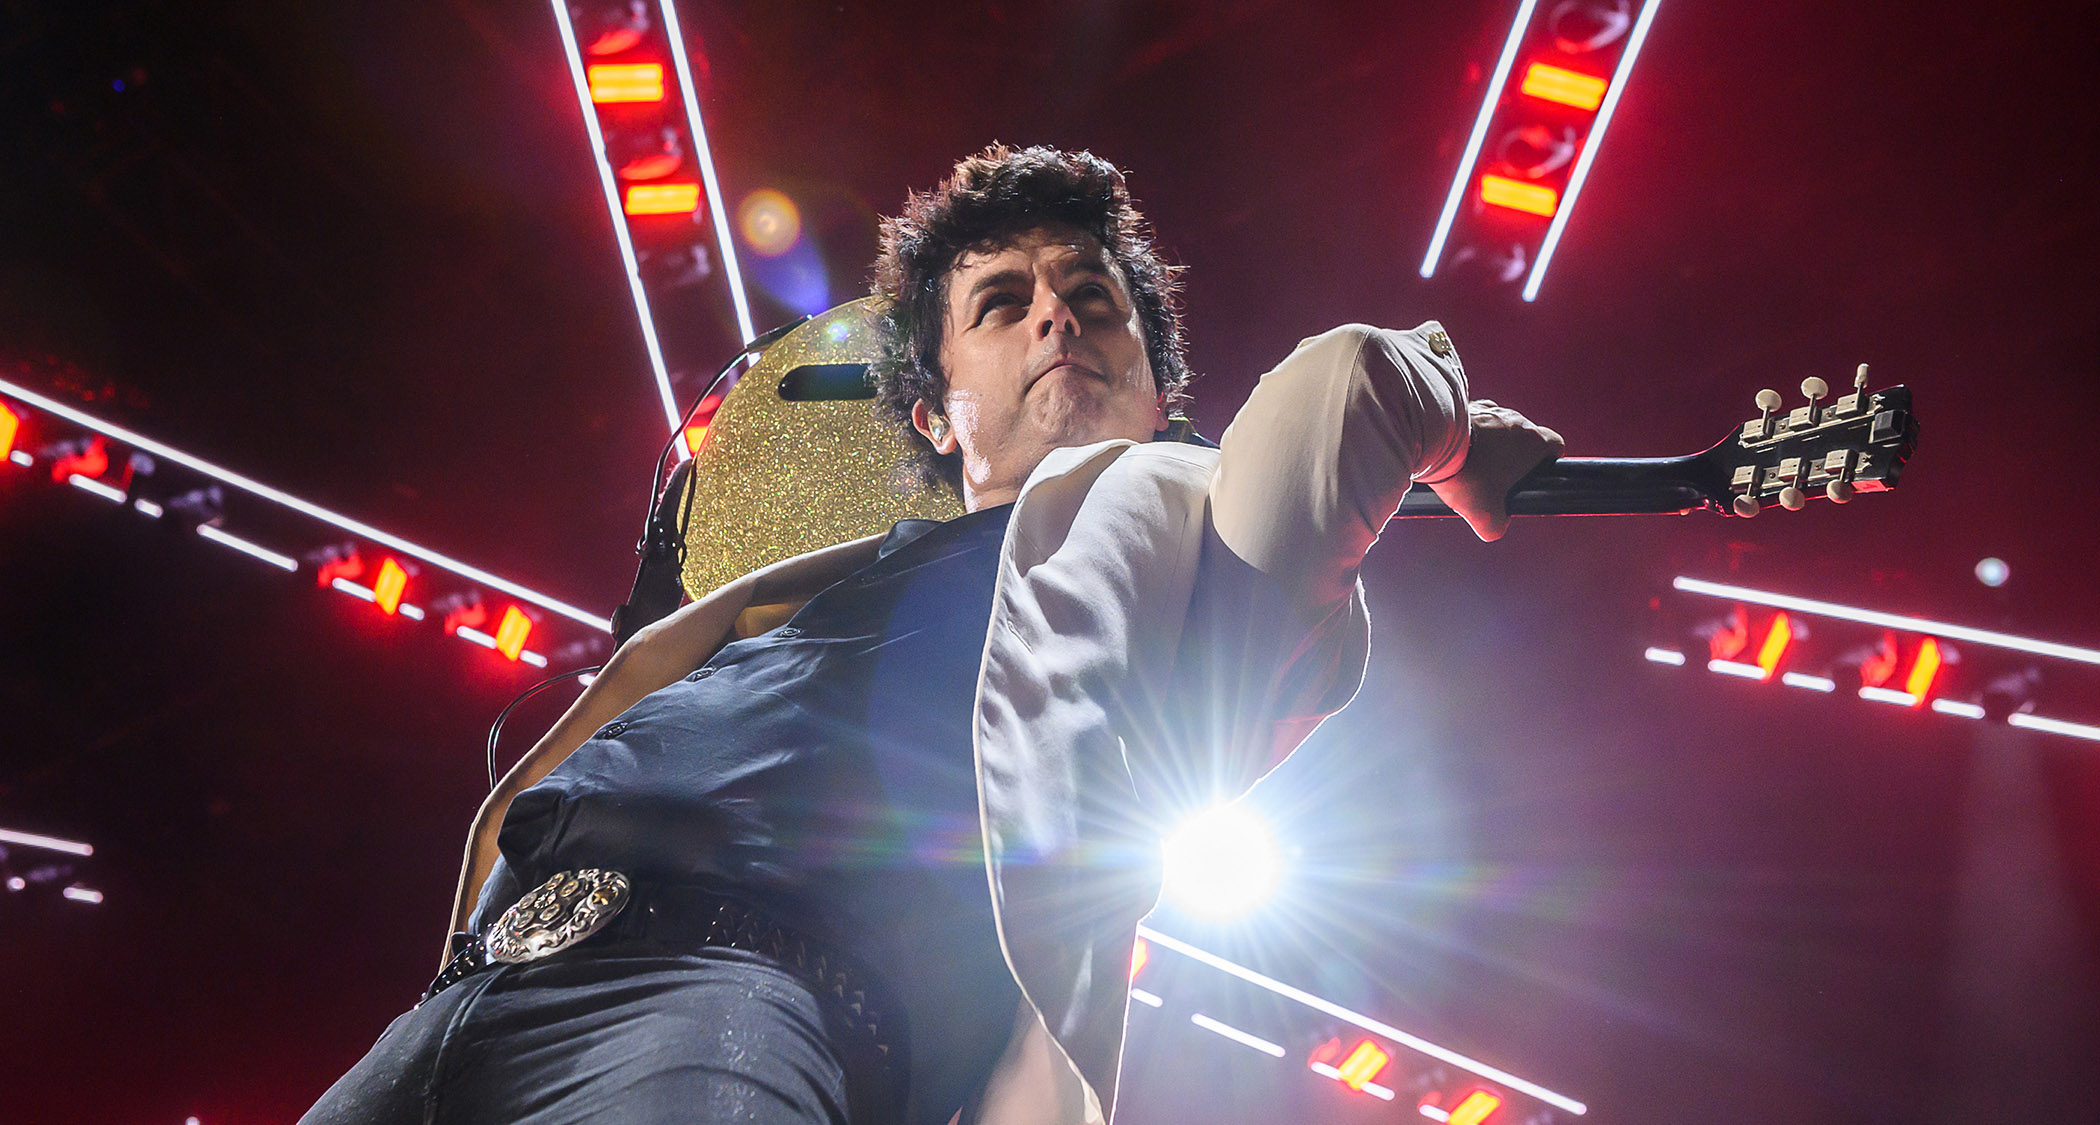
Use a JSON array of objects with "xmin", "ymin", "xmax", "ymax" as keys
[
  {"xmin": 1156, "ymin": 323, "xmax": 1471, "ymax": 806},
  {"xmin": 1210, "ymin": 322, "xmax": 1471, "ymax": 612}
]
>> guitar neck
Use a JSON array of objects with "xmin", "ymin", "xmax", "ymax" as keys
[{"xmin": 1392, "ymin": 456, "xmax": 1720, "ymax": 518}]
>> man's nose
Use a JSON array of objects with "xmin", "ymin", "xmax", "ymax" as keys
[{"xmin": 1032, "ymin": 290, "xmax": 1079, "ymax": 339}]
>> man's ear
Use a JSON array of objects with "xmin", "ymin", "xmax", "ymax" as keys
[{"xmin": 912, "ymin": 398, "xmax": 958, "ymax": 454}]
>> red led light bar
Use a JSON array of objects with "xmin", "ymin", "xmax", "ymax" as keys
[
  {"xmin": 1521, "ymin": 61, "xmax": 1608, "ymax": 109},
  {"xmin": 1335, "ymin": 1040, "xmax": 1391, "ymax": 1091},
  {"xmin": 1480, "ymin": 174, "xmax": 1559, "ymax": 217},
  {"xmin": 624, "ymin": 182, "xmax": 701, "ymax": 216},
  {"xmin": 372, "ymin": 558, "xmax": 408, "ymax": 616},
  {"xmin": 1754, "ymin": 612, "xmax": 1793, "ymax": 679},
  {"xmin": 586, "ymin": 63, "xmax": 665, "ymax": 103},
  {"xmin": 1904, "ymin": 636, "xmax": 1943, "ymax": 704},
  {"xmin": 1449, "ymin": 1089, "xmax": 1505, "ymax": 1125},
  {"xmin": 494, "ymin": 605, "xmax": 532, "ymax": 661}
]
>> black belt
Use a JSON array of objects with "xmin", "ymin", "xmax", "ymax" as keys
[{"xmin": 426, "ymin": 871, "xmax": 904, "ymax": 1105}]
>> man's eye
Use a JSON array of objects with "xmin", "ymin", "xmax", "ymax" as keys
[{"xmin": 974, "ymin": 294, "xmax": 1019, "ymax": 323}]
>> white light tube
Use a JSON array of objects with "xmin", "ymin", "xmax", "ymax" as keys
[
  {"xmin": 1782, "ymin": 672, "xmax": 1836, "ymax": 692},
  {"xmin": 1420, "ymin": 0, "xmax": 1542, "ymax": 278},
  {"xmin": 1644, "ymin": 647, "xmax": 1685, "ymax": 665},
  {"xmin": 1129, "ymin": 988, "xmax": 1163, "ymax": 1008},
  {"xmin": 521, "ymin": 650, "xmax": 550, "ymax": 668},
  {"xmin": 67, "ymin": 474, "xmax": 126, "ymax": 502},
  {"xmin": 1858, "ymin": 686, "xmax": 1918, "ymax": 707},
  {"xmin": 547, "ymin": 0, "xmax": 695, "ymax": 446},
  {"xmin": 1419, "ymin": 1106, "xmax": 1453, "ymax": 1123},
  {"xmin": 658, "ymin": 0, "xmax": 757, "ymax": 347},
  {"xmin": 1708, "ymin": 659, "xmax": 1766, "ymax": 679},
  {"xmin": 62, "ymin": 886, "xmax": 105, "ymax": 904},
  {"xmin": 399, "ymin": 604, "xmax": 427, "ymax": 621},
  {"xmin": 1139, "ymin": 925, "xmax": 1587, "ymax": 1114},
  {"xmin": 0, "ymin": 377, "xmax": 611, "ymax": 631},
  {"xmin": 1931, "ymin": 699, "xmax": 1985, "ymax": 719},
  {"xmin": 1189, "ymin": 1013, "xmax": 1286, "ymax": 1058},
  {"xmin": 1674, "ymin": 577, "xmax": 2100, "ymax": 668},
  {"xmin": 1523, "ymin": 0, "xmax": 1664, "ymax": 301},
  {"xmin": 1310, "ymin": 1061, "xmax": 1397, "ymax": 1100},
  {"xmin": 8, "ymin": 449, "xmax": 31, "ymax": 466},
  {"xmin": 133, "ymin": 498, "xmax": 164, "ymax": 518},
  {"xmin": 2009, "ymin": 713, "xmax": 2100, "ymax": 742},
  {"xmin": 197, "ymin": 524, "xmax": 297, "ymax": 571},
  {"xmin": 332, "ymin": 578, "xmax": 377, "ymax": 602},
  {"xmin": 456, "ymin": 626, "xmax": 499, "ymax": 650},
  {"xmin": 0, "ymin": 827, "xmax": 95, "ymax": 856}
]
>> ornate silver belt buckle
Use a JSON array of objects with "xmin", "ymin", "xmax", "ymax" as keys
[{"xmin": 485, "ymin": 869, "xmax": 631, "ymax": 965}]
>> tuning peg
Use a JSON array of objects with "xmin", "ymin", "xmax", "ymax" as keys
[
  {"xmin": 1779, "ymin": 486, "xmax": 1807, "ymax": 510},
  {"xmin": 1826, "ymin": 479, "xmax": 1855, "ymax": 504},
  {"xmin": 1800, "ymin": 376, "xmax": 1829, "ymax": 426},
  {"xmin": 1835, "ymin": 363, "xmax": 1870, "ymax": 415},
  {"xmin": 1756, "ymin": 388, "xmax": 1782, "ymax": 414},
  {"xmin": 1733, "ymin": 494, "xmax": 1760, "ymax": 517}
]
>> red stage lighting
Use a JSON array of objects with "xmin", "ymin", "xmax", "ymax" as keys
[
  {"xmin": 587, "ymin": 63, "xmax": 665, "ymax": 103},
  {"xmin": 1754, "ymin": 612, "xmax": 1793, "ymax": 680},
  {"xmin": 1480, "ymin": 174, "xmax": 1559, "ymax": 217},
  {"xmin": 51, "ymin": 437, "xmax": 109, "ymax": 484},
  {"xmin": 1448, "ymin": 1089, "xmax": 1505, "ymax": 1125},
  {"xmin": 373, "ymin": 558, "xmax": 408, "ymax": 616},
  {"xmin": 624, "ymin": 182, "xmax": 701, "ymax": 215},
  {"xmin": 494, "ymin": 605, "xmax": 532, "ymax": 661},
  {"xmin": 1521, "ymin": 61, "xmax": 1608, "ymax": 109},
  {"xmin": 316, "ymin": 550, "xmax": 365, "ymax": 588},
  {"xmin": 1860, "ymin": 631, "xmax": 1901, "ymax": 688},
  {"xmin": 0, "ymin": 403, "xmax": 19, "ymax": 461},
  {"xmin": 1334, "ymin": 1040, "xmax": 1391, "ymax": 1092},
  {"xmin": 1904, "ymin": 636, "xmax": 1943, "ymax": 704}
]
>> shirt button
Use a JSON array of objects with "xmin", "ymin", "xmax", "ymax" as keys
[
  {"xmin": 777, "ymin": 626, "xmax": 803, "ymax": 638},
  {"xmin": 597, "ymin": 720, "xmax": 628, "ymax": 738},
  {"xmin": 687, "ymin": 667, "xmax": 716, "ymax": 681}
]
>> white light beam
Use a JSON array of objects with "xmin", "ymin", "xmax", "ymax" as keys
[
  {"xmin": 658, "ymin": 0, "xmax": 758, "ymax": 347},
  {"xmin": 1674, "ymin": 576, "xmax": 2100, "ymax": 667},
  {"xmin": 0, "ymin": 827, "xmax": 95, "ymax": 856}
]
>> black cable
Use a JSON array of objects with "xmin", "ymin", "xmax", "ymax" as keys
[{"xmin": 486, "ymin": 665, "xmax": 604, "ymax": 789}]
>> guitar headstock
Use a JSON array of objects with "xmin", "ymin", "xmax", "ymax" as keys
[{"xmin": 1708, "ymin": 365, "xmax": 1917, "ymax": 517}]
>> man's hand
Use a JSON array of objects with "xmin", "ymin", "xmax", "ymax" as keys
[{"xmin": 1424, "ymin": 400, "xmax": 1565, "ymax": 542}]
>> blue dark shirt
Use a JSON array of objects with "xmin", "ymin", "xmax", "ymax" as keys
[{"xmin": 473, "ymin": 503, "xmax": 1021, "ymax": 1122}]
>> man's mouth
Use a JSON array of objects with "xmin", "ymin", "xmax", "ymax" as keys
[{"xmin": 1028, "ymin": 357, "xmax": 1101, "ymax": 390}]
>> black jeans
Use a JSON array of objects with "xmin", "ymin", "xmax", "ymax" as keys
[{"xmin": 300, "ymin": 943, "xmax": 898, "ymax": 1124}]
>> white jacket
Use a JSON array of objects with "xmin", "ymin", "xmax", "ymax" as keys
[{"xmin": 669, "ymin": 322, "xmax": 1468, "ymax": 1122}]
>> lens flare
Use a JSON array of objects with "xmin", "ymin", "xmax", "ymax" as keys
[{"xmin": 1162, "ymin": 803, "xmax": 1281, "ymax": 920}]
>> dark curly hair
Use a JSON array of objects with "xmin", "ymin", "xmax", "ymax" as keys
[{"xmin": 869, "ymin": 144, "xmax": 1193, "ymax": 495}]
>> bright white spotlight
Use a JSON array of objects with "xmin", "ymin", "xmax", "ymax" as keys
[{"xmin": 1162, "ymin": 803, "xmax": 1281, "ymax": 920}]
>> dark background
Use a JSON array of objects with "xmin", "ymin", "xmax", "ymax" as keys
[{"xmin": 4, "ymin": 1, "xmax": 2097, "ymax": 1122}]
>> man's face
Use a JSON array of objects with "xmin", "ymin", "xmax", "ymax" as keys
[{"xmin": 915, "ymin": 224, "xmax": 1166, "ymax": 510}]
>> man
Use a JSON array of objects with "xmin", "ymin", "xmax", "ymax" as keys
[{"xmin": 302, "ymin": 145, "xmax": 1560, "ymax": 1124}]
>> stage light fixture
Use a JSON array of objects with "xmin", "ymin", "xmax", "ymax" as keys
[
  {"xmin": 1549, "ymin": 0, "xmax": 1633, "ymax": 52},
  {"xmin": 373, "ymin": 558, "xmax": 409, "ymax": 615},
  {"xmin": 578, "ymin": 0, "xmax": 651, "ymax": 55},
  {"xmin": 1675, "ymin": 577, "xmax": 2100, "ymax": 668},
  {"xmin": 612, "ymin": 126, "xmax": 686, "ymax": 181},
  {"xmin": 1975, "ymin": 557, "xmax": 2009, "ymax": 587},
  {"xmin": 1421, "ymin": 0, "xmax": 1544, "ymax": 278},
  {"xmin": 0, "ymin": 375, "xmax": 610, "ymax": 630},
  {"xmin": 1493, "ymin": 123, "xmax": 1580, "ymax": 180},
  {"xmin": 1162, "ymin": 802, "xmax": 1282, "ymax": 920},
  {"xmin": 623, "ymin": 182, "xmax": 701, "ymax": 215},
  {"xmin": 495, "ymin": 605, "xmax": 533, "ymax": 661},
  {"xmin": 1448, "ymin": 1089, "xmax": 1506, "ymax": 1125},
  {"xmin": 1335, "ymin": 1039, "xmax": 1392, "ymax": 1092},
  {"xmin": 1903, "ymin": 637, "xmax": 1944, "ymax": 704},
  {"xmin": 586, "ymin": 62, "xmax": 665, "ymax": 103},
  {"xmin": 1754, "ymin": 612, "xmax": 1794, "ymax": 679},
  {"xmin": 1480, "ymin": 174, "xmax": 1559, "ymax": 217},
  {"xmin": 50, "ymin": 436, "xmax": 108, "ymax": 484},
  {"xmin": 1521, "ymin": 61, "xmax": 1608, "ymax": 109},
  {"xmin": 1138, "ymin": 925, "xmax": 1589, "ymax": 1114},
  {"xmin": 655, "ymin": 0, "xmax": 756, "ymax": 345}
]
